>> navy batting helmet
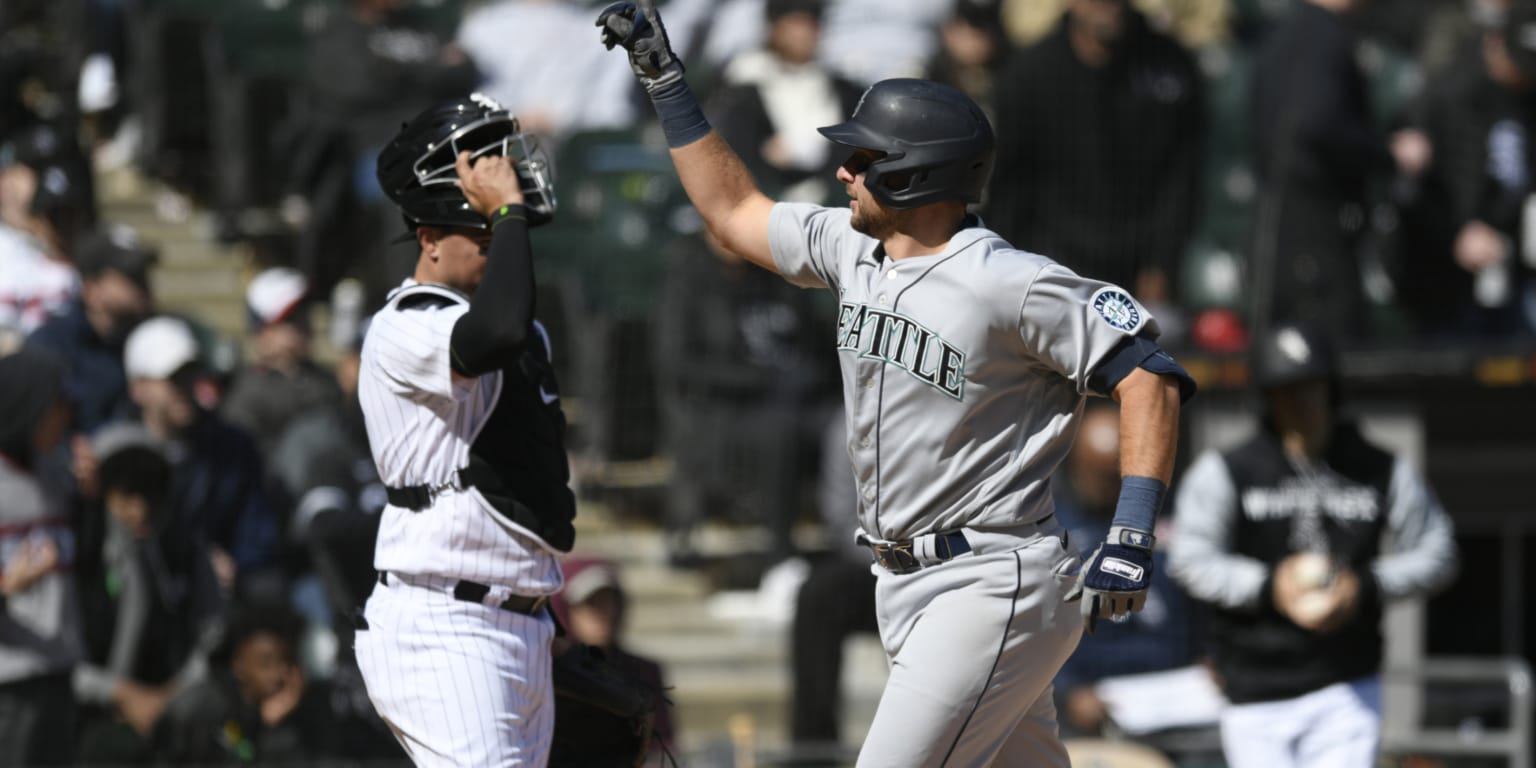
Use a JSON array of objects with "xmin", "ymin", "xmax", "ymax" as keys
[
  {"xmin": 376, "ymin": 94, "xmax": 557, "ymax": 231},
  {"xmin": 817, "ymin": 78, "xmax": 994, "ymax": 210},
  {"xmin": 1250, "ymin": 324, "xmax": 1337, "ymax": 389}
]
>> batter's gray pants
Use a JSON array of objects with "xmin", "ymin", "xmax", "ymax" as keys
[{"xmin": 858, "ymin": 523, "xmax": 1083, "ymax": 767}]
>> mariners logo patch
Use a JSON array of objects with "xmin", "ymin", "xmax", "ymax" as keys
[{"xmin": 1091, "ymin": 288, "xmax": 1144, "ymax": 333}]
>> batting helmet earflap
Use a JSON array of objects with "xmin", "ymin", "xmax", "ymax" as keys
[
  {"xmin": 817, "ymin": 78, "xmax": 995, "ymax": 210},
  {"xmin": 376, "ymin": 93, "xmax": 557, "ymax": 233},
  {"xmin": 1250, "ymin": 323, "xmax": 1337, "ymax": 389}
]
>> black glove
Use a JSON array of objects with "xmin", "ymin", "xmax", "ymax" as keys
[
  {"xmin": 1065, "ymin": 525, "xmax": 1155, "ymax": 634},
  {"xmin": 596, "ymin": 1, "xmax": 685, "ymax": 92},
  {"xmin": 552, "ymin": 643, "xmax": 663, "ymax": 768}
]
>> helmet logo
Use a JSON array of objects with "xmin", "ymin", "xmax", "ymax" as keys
[
  {"xmin": 1276, "ymin": 328, "xmax": 1311, "ymax": 364},
  {"xmin": 1091, "ymin": 288, "xmax": 1144, "ymax": 333},
  {"xmin": 469, "ymin": 92, "xmax": 505, "ymax": 112}
]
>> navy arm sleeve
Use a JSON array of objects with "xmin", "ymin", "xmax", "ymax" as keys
[
  {"xmin": 450, "ymin": 206, "xmax": 535, "ymax": 376},
  {"xmin": 1087, "ymin": 335, "xmax": 1197, "ymax": 402}
]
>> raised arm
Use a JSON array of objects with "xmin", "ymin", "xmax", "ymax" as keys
[{"xmin": 596, "ymin": 1, "xmax": 777, "ymax": 271}]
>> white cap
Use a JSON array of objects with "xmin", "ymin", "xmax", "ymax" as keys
[
  {"xmin": 246, "ymin": 267, "xmax": 308, "ymax": 328},
  {"xmin": 124, "ymin": 316, "xmax": 199, "ymax": 380}
]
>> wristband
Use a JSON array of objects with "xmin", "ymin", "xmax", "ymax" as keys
[
  {"xmin": 649, "ymin": 77, "xmax": 711, "ymax": 149},
  {"xmin": 490, "ymin": 203, "xmax": 528, "ymax": 230},
  {"xmin": 1112, "ymin": 475, "xmax": 1166, "ymax": 537}
]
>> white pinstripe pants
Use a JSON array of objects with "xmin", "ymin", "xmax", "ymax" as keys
[{"xmin": 355, "ymin": 574, "xmax": 556, "ymax": 767}]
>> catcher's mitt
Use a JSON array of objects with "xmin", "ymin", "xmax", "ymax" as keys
[{"xmin": 550, "ymin": 643, "xmax": 668, "ymax": 768}]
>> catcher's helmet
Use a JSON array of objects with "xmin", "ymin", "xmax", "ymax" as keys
[
  {"xmin": 818, "ymin": 78, "xmax": 994, "ymax": 210},
  {"xmin": 376, "ymin": 93, "xmax": 556, "ymax": 231},
  {"xmin": 1250, "ymin": 324, "xmax": 1337, "ymax": 389}
]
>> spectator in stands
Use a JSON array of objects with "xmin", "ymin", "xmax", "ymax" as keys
[
  {"xmin": 924, "ymin": 0, "xmax": 1010, "ymax": 124},
  {"xmin": 0, "ymin": 122, "xmax": 97, "ymax": 257},
  {"xmin": 817, "ymin": 0, "xmax": 952, "ymax": 84},
  {"xmin": 1052, "ymin": 401, "xmax": 1212, "ymax": 761},
  {"xmin": 152, "ymin": 600, "xmax": 334, "ymax": 764},
  {"xmin": 1396, "ymin": 0, "xmax": 1536, "ymax": 337},
  {"xmin": 0, "ymin": 348, "xmax": 81, "ymax": 767},
  {"xmin": 265, "ymin": 322, "xmax": 401, "ymax": 761},
  {"xmin": 789, "ymin": 409, "xmax": 877, "ymax": 753},
  {"xmin": 709, "ymin": 0, "xmax": 865, "ymax": 205},
  {"xmin": 551, "ymin": 557, "xmax": 676, "ymax": 760},
  {"xmin": 294, "ymin": 0, "xmax": 479, "ymax": 304},
  {"xmin": 0, "ymin": 124, "xmax": 84, "ymax": 336},
  {"xmin": 457, "ymin": 0, "xmax": 641, "ymax": 138},
  {"xmin": 1248, "ymin": 0, "xmax": 1428, "ymax": 337},
  {"xmin": 220, "ymin": 267, "xmax": 341, "ymax": 460},
  {"xmin": 1169, "ymin": 324, "xmax": 1459, "ymax": 768},
  {"xmin": 26, "ymin": 226, "xmax": 155, "ymax": 435},
  {"xmin": 72, "ymin": 424, "xmax": 225, "ymax": 763},
  {"xmin": 652, "ymin": 232, "xmax": 835, "ymax": 567},
  {"xmin": 113, "ymin": 316, "xmax": 278, "ymax": 593},
  {"xmin": 987, "ymin": 0, "xmax": 1204, "ymax": 314}
]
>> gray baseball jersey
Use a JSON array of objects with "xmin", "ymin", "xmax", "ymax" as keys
[{"xmin": 769, "ymin": 202, "xmax": 1161, "ymax": 542}]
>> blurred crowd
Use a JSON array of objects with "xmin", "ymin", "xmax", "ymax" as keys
[{"xmin": 0, "ymin": 0, "xmax": 1524, "ymax": 765}]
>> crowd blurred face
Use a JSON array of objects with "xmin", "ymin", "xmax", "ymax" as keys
[
  {"xmin": 105, "ymin": 488, "xmax": 152, "ymax": 537},
  {"xmin": 131, "ymin": 375, "xmax": 198, "ymax": 435},
  {"xmin": 335, "ymin": 351, "xmax": 362, "ymax": 400},
  {"xmin": 232, "ymin": 631, "xmax": 292, "ymax": 705},
  {"xmin": 255, "ymin": 323, "xmax": 310, "ymax": 371},
  {"xmin": 1268, "ymin": 378, "xmax": 1333, "ymax": 458},
  {"xmin": 943, "ymin": 18, "xmax": 998, "ymax": 69},
  {"xmin": 32, "ymin": 397, "xmax": 69, "ymax": 458},
  {"xmin": 1070, "ymin": 405, "xmax": 1122, "ymax": 511},
  {"xmin": 569, "ymin": 588, "xmax": 621, "ymax": 650},
  {"xmin": 769, "ymin": 11, "xmax": 821, "ymax": 66},
  {"xmin": 1069, "ymin": 0, "xmax": 1127, "ymax": 47},
  {"xmin": 837, "ymin": 149, "xmax": 907, "ymax": 240},
  {"xmin": 82, "ymin": 270, "xmax": 151, "ymax": 344},
  {"xmin": 0, "ymin": 163, "xmax": 36, "ymax": 228},
  {"xmin": 1485, "ymin": 32, "xmax": 1536, "ymax": 90},
  {"xmin": 417, "ymin": 225, "xmax": 491, "ymax": 294}
]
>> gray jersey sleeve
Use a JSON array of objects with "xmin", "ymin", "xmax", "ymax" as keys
[
  {"xmin": 1169, "ymin": 451, "xmax": 1272, "ymax": 611},
  {"xmin": 1372, "ymin": 457, "xmax": 1458, "ymax": 600},
  {"xmin": 768, "ymin": 202, "xmax": 865, "ymax": 291},
  {"xmin": 1016, "ymin": 265, "xmax": 1161, "ymax": 395}
]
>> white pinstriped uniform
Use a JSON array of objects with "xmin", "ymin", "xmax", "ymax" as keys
[{"xmin": 354, "ymin": 279, "xmax": 564, "ymax": 767}]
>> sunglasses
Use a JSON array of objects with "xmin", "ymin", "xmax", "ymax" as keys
[{"xmin": 842, "ymin": 149, "xmax": 887, "ymax": 176}]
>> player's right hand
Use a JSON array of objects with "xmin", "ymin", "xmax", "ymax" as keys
[
  {"xmin": 596, "ymin": 1, "xmax": 684, "ymax": 91},
  {"xmin": 456, "ymin": 150, "xmax": 524, "ymax": 219}
]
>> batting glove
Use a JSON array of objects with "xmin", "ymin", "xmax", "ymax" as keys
[
  {"xmin": 596, "ymin": 1, "xmax": 685, "ymax": 92},
  {"xmin": 1065, "ymin": 526, "xmax": 1154, "ymax": 634}
]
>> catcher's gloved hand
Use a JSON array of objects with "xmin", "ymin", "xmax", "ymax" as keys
[
  {"xmin": 1065, "ymin": 525, "xmax": 1155, "ymax": 634},
  {"xmin": 596, "ymin": 1, "xmax": 685, "ymax": 92},
  {"xmin": 552, "ymin": 642, "xmax": 663, "ymax": 768}
]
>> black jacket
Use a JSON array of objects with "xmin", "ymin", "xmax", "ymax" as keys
[{"xmin": 986, "ymin": 11, "xmax": 1204, "ymax": 292}]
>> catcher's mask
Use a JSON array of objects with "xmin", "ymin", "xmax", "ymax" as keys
[{"xmin": 377, "ymin": 93, "xmax": 557, "ymax": 233}]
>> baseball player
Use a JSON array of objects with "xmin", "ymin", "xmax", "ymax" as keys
[
  {"xmin": 352, "ymin": 94, "xmax": 571, "ymax": 767},
  {"xmin": 1168, "ymin": 324, "xmax": 1458, "ymax": 768},
  {"xmin": 598, "ymin": 4, "xmax": 1197, "ymax": 765}
]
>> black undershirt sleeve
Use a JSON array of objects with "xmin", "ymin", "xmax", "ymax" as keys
[{"xmin": 450, "ymin": 204, "xmax": 535, "ymax": 376}]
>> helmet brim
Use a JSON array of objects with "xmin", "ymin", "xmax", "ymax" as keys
[{"xmin": 817, "ymin": 120, "xmax": 898, "ymax": 152}]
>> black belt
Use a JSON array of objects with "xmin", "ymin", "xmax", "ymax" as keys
[
  {"xmin": 377, "ymin": 572, "xmax": 549, "ymax": 617},
  {"xmin": 385, "ymin": 468, "xmax": 474, "ymax": 510},
  {"xmin": 865, "ymin": 530, "xmax": 972, "ymax": 574},
  {"xmin": 863, "ymin": 515, "xmax": 1056, "ymax": 574}
]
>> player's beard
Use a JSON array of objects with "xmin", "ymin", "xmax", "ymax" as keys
[{"xmin": 850, "ymin": 196, "xmax": 902, "ymax": 240}]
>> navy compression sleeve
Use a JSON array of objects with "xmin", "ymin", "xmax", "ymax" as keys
[{"xmin": 450, "ymin": 204, "xmax": 534, "ymax": 376}]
